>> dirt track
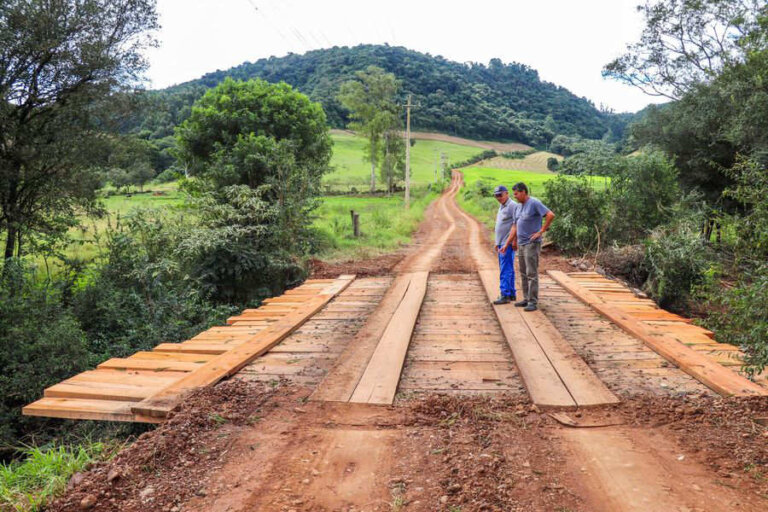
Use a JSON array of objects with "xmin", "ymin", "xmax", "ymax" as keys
[{"xmin": 49, "ymin": 176, "xmax": 768, "ymax": 512}]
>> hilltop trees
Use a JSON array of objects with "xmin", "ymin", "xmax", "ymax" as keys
[
  {"xmin": 338, "ymin": 66, "xmax": 403, "ymax": 192},
  {"xmin": 0, "ymin": 0, "xmax": 159, "ymax": 263}
]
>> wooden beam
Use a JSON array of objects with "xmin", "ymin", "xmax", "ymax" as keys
[
  {"xmin": 312, "ymin": 274, "xmax": 410, "ymax": 402},
  {"xmin": 132, "ymin": 275, "xmax": 355, "ymax": 418},
  {"xmin": 348, "ymin": 272, "xmax": 428, "ymax": 405}
]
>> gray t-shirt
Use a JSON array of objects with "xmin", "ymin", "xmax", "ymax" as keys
[
  {"xmin": 495, "ymin": 199, "xmax": 519, "ymax": 246},
  {"xmin": 517, "ymin": 197, "xmax": 551, "ymax": 246}
]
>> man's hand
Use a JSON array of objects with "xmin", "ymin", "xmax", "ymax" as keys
[
  {"xmin": 499, "ymin": 245, "xmax": 507, "ymax": 254},
  {"xmin": 530, "ymin": 230, "xmax": 543, "ymax": 242}
]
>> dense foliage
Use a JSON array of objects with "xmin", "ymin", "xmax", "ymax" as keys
[
  {"xmin": 175, "ymin": 78, "xmax": 332, "ymax": 302},
  {"xmin": 131, "ymin": 45, "xmax": 634, "ymax": 146},
  {"xmin": 0, "ymin": 0, "xmax": 158, "ymax": 260}
]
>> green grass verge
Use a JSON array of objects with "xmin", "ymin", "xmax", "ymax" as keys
[
  {"xmin": 326, "ymin": 133, "xmax": 483, "ymax": 191},
  {"xmin": 0, "ymin": 441, "xmax": 121, "ymax": 511},
  {"xmin": 312, "ymin": 187, "xmax": 440, "ymax": 261}
]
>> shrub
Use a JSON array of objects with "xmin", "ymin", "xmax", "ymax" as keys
[
  {"xmin": 608, "ymin": 151, "xmax": 680, "ymax": 243},
  {"xmin": 643, "ymin": 217, "xmax": 716, "ymax": 312},
  {"xmin": 154, "ymin": 168, "xmax": 181, "ymax": 183},
  {"xmin": 543, "ymin": 176, "xmax": 610, "ymax": 254},
  {"xmin": 701, "ymin": 266, "xmax": 768, "ymax": 375},
  {"xmin": 546, "ymin": 157, "xmax": 559, "ymax": 171}
]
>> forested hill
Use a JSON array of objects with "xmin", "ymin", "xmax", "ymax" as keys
[{"xmin": 137, "ymin": 45, "xmax": 634, "ymax": 146}]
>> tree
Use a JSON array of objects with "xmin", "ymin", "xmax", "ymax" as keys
[
  {"xmin": 604, "ymin": 0, "xmax": 765, "ymax": 99},
  {"xmin": 175, "ymin": 78, "xmax": 332, "ymax": 302},
  {"xmin": 338, "ymin": 66, "xmax": 402, "ymax": 192},
  {"xmin": 0, "ymin": 0, "xmax": 158, "ymax": 261}
]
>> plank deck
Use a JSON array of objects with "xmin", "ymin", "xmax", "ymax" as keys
[
  {"xmin": 23, "ymin": 275, "xmax": 355, "ymax": 422},
  {"xmin": 547, "ymin": 270, "xmax": 768, "ymax": 397}
]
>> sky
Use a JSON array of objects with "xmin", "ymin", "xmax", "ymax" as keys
[{"xmin": 144, "ymin": 0, "xmax": 669, "ymax": 114}]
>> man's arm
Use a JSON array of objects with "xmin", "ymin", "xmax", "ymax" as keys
[
  {"xmin": 530, "ymin": 210, "xmax": 555, "ymax": 241},
  {"xmin": 501, "ymin": 224, "xmax": 517, "ymax": 253}
]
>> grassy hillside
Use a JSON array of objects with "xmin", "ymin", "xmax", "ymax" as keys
[
  {"xmin": 327, "ymin": 133, "xmax": 484, "ymax": 190},
  {"xmin": 472, "ymin": 152, "xmax": 562, "ymax": 173}
]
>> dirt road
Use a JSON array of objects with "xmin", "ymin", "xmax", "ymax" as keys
[{"xmin": 50, "ymin": 175, "xmax": 768, "ymax": 512}]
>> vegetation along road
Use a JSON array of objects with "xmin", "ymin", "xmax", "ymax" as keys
[{"xmin": 2, "ymin": 0, "xmax": 768, "ymax": 510}]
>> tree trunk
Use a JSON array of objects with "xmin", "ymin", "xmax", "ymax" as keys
[
  {"xmin": 4, "ymin": 224, "xmax": 17, "ymax": 260},
  {"xmin": 370, "ymin": 160, "xmax": 376, "ymax": 193},
  {"xmin": 385, "ymin": 138, "xmax": 392, "ymax": 195}
]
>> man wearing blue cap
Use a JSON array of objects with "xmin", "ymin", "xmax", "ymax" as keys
[
  {"xmin": 492, "ymin": 185, "xmax": 518, "ymax": 304},
  {"xmin": 501, "ymin": 182, "xmax": 555, "ymax": 312}
]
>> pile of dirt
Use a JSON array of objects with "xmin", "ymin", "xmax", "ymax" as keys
[
  {"xmin": 48, "ymin": 381, "xmax": 281, "ymax": 512},
  {"xmin": 393, "ymin": 394, "xmax": 586, "ymax": 511},
  {"xmin": 308, "ymin": 253, "xmax": 404, "ymax": 278},
  {"xmin": 620, "ymin": 395, "xmax": 768, "ymax": 496}
]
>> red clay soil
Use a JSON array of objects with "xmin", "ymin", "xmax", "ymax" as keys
[
  {"xmin": 309, "ymin": 253, "xmax": 403, "ymax": 279},
  {"xmin": 618, "ymin": 394, "xmax": 768, "ymax": 498},
  {"xmin": 49, "ymin": 386, "xmax": 768, "ymax": 511},
  {"xmin": 47, "ymin": 381, "xmax": 281, "ymax": 512}
]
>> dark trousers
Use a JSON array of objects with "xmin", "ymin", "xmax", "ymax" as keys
[{"xmin": 497, "ymin": 245, "xmax": 516, "ymax": 297}]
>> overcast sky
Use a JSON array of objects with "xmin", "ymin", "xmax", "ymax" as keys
[{"xmin": 144, "ymin": 0, "xmax": 668, "ymax": 113}]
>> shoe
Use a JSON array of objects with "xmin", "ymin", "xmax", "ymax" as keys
[
  {"xmin": 514, "ymin": 300, "xmax": 528, "ymax": 307},
  {"xmin": 493, "ymin": 295, "xmax": 512, "ymax": 305},
  {"xmin": 524, "ymin": 303, "xmax": 538, "ymax": 312}
]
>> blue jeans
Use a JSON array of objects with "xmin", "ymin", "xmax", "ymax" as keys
[{"xmin": 497, "ymin": 245, "xmax": 516, "ymax": 297}]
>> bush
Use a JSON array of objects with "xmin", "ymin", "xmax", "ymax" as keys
[
  {"xmin": 154, "ymin": 168, "xmax": 181, "ymax": 183},
  {"xmin": 543, "ymin": 176, "xmax": 609, "ymax": 254},
  {"xmin": 452, "ymin": 150, "xmax": 497, "ymax": 169},
  {"xmin": 608, "ymin": 151, "xmax": 680, "ymax": 243},
  {"xmin": 546, "ymin": 157, "xmax": 559, "ymax": 171},
  {"xmin": 701, "ymin": 266, "xmax": 768, "ymax": 375},
  {"xmin": 643, "ymin": 217, "xmax": 716, "ymax": 312},
  {"xmin": 0, "ymin": 262, "xmax": 91, "ymax": 447}
]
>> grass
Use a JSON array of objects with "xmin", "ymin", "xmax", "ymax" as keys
[
  {"xmin": 0, "ymin": 441, "xmax": 121, "ymax": 511},
  {"xmin": 312, "ymin": 187, "xmax": 440, "ymax": 261},
  {"xmin": 326, "ymin": 133, "xmax": 484, "ymax": 191}
]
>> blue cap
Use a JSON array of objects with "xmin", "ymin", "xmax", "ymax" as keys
[{"xmin": 493, "ymin": 185, "xmax": 508, "ymax": 195}]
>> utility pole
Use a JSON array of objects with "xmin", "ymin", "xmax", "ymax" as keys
[{"xmin": 404, "ymin": 93, "xmax": 413, "ymax": 208}]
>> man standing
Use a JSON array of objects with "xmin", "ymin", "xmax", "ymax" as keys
[
  {"xmin": 502, "ymin": 182, "xmax": 555, "ymax": 312},
  {"xmin": 492, "ymin": 185, "xmax": 518, "ymax": 305}
]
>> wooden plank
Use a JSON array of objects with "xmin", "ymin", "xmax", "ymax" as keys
[
  {"xmin": 131, "ymin": 351, "xmax": 215, "ymax": 363},
  {"xmin": 154, "ymin": 343, "xmax": 229, "ymax": 355},
  {"xmin": 349, "ymin": 272, "xmax": 429, "ymax": 405},
  {"xmin": 311, "ymin": 275, "xmax": 407, "ymax": 402},
  {"xmin": 477, "ymin": 270, "xmax": 577, "ymax": 408},
  {"xmin": 45, "ymin": 381, "xmax": 162, "ymax": 402},
  {"xmin": 132, "ymin": 275, "xmax": 355, "ymax": 418},
  {"xmin": 23, "ymin": 398, "xmax": 161, "ymax": 423},
  {"xmin": 548, "ymin": 270, "xmax": 768, "ymax": 397},
  {"xmin": 514, "ymin": 304, "xmax": 620, "ymax": 407},
  {"xmin": 98, "ymin": 358, "xmax": 203, "ymax": 372}
]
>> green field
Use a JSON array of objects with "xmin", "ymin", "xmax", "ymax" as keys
[
  {"xmin": 458, "ymin": 166, "xmax": 609, "ymax": 230},
  {"xmin": 326, "ymin": 133, "xmax": 483, "ymax": 191},
  {"xmin": 312, "ymin": 189, "xmax": 438, "ymax": 261}
]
